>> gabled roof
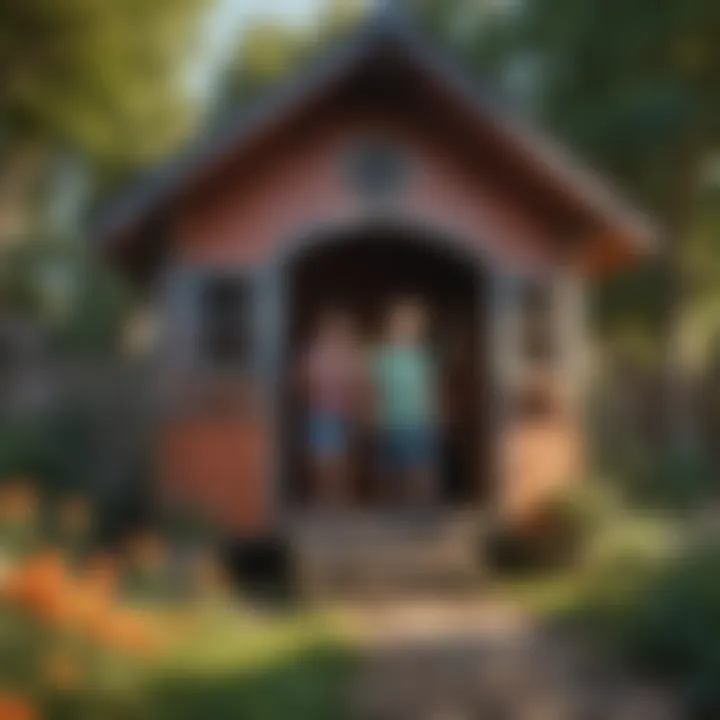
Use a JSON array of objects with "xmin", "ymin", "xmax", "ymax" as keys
[{"xmin": 96, "ymin": 5, "xmax": 656, "ymax": 272}]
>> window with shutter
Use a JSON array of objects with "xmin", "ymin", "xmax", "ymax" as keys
[{"xmin": 200, "ymin": 277, "xmax": 249, "ymax": 369}]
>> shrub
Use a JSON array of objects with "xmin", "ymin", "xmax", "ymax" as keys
[
  {"xmin": 0, "ymin": 480, "xmax": 214, "ymax": 719},
  {"xmin": 570, "ymin": 536, "xmax": 720, "ymax": 717},
  {"xmin": 616, "ymin": 446, "xmax": 715, "ymax": 510},
  {"xmin": 0, "ymin": 480, "xmax": 352, "ymax": 719},
  {"xmin": 488, "ymin": 486, "xmax": 605, "ymax": 573}
]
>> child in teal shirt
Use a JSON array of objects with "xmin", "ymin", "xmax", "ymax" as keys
[{"xmin": 372, "ymin": 299, "xmax": 439, "ymax": 506}]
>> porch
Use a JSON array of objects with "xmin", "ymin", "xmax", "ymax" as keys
[{"xmin": 279, "ymin": 223, "xmax": 489, "ymax": 513}]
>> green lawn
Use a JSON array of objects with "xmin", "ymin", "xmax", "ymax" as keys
[
  {"xmin": 496, "ymin": 511, "xmax": 684, "ymax": 617},
  {"xmin": 147, "ymin": 608, "xmax": 356, "ymax": 720}
]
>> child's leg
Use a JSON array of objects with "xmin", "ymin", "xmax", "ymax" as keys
[
  {"xmin": 406, "ymin": 466, "xmax": 436, "ymax": 506},
  {"xmin": 404, "ymin": 426, "xmax": 438, "ymax": 507},
  {"xmin": 378, "ymin": 428, "xmax": 405, "ymax": 508},
  {"xmin": 315, "ymin": 454, "xmax": 348, "ymax": 507},
  {"xmin": 309, "ymin": 415, "xmax": 350, "ymax": 508}
]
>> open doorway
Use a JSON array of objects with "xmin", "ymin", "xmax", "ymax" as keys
[{"xmin": 283, "ymin": 224, "xmax": 489, "ymax": 511}]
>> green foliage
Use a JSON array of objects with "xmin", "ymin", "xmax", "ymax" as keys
[
  {"xmin": 571, "ymin": 538, "xmax": 720, "ymax": 717},
  {"xmin": 0, "ymin": 375, "xmax": 154, "ymax": 527},
  {"xmin": 151, "ymin": 642, "xmax": 354, "ymax": 720},
  {"xmin": 488, "ymin": 486, "xmax": 604, "ymax": 573},
  {"xmin": 0, "ymin": 409, "xmax": 99, "ymax": 501},
  {"xmin": 0, "ymin": 237, "xmax": 133, "ymax": 357},
  {"xmin": 217, "ymin": 22, "xmax": 310, "ymax": 109},
  {"xmin": 612, "ymin": 446, "xmax": 715, "ymax": 510},
  {"xmin": 0, "ymin": 481, "xmax": 356, "ymax": 720},
  {"xmin": 0, "ymin": 0, "xmax": 210, "ymax": 173},
  {"xmin": 148, "ymin": 609, "xmax": 354, "ymax": 720},
  {"xmin": 464, "ymin": 0, "xmax": 720, "ymax": 357},
  {"xmin": 214, "ymin": 0, "xmax": 362, "ymax": 113},
  {"xmin": 57, "ymin": 254, "xmax": 133, "ymax": 358},
  {"xmin": 0, "ymin": 243, "xmax": 48, "ymax": 318},
  {"xmin": 0, "ymin": 417, "xmax": 56, "ymax": 489},
  {"xmin": 498, "ymin": 0, "xmax": 720, "ymax": 170}
]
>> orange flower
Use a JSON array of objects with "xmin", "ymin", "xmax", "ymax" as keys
[
  {"xmin": 0, "ymin": 693, "xmax": 37, "ymax": 720},
  {"xmin": 4, "ymin": 551, "xmax": 68, "ymax": 617},
  {"xmin": 44, "ymin": 555, "xmax": 118, "ymax": 634},
  {"xmin": 43, "ymin": 652, "xmax": 84, "ymax": 692},
  {"xmin": 0, "ymin": 554, "xmax": 11, "ymax": 592},
  {"xmin": 169, "ymin": 608, "xmax": 201, "ymax": 636},
  {"xmin": 127, "ymin": 532, "xmax": 166, "ymax": 572},
  {"xmin": 92, "ymin": 607, "xmax": 164, "ymax": 657},
  {"xmin": 193, "ymin": 553, "xmax": 229, "ymax": 596},
  {"xmin": 71, "ymin": 582, "xmax": 114, "ymax": 638},
  {"xmin": 0, "ymin": 480, "xmax": 38, "ymax": 524},
  {"xmin": 57, "ymin": 496, "xmax": 93, "ymax": 537},
  {"xmin": 82, "ymin": 553, "xmax": 118, "ymax": 599}
]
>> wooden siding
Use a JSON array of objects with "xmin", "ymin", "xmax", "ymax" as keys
[{"xmin": 173, "ymin": 106, "xmax": 565, "ymax": 273}]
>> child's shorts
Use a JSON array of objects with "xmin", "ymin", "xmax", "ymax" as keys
[
  {"xmin": 381, "ymin": 425, "xmax": 438, "ymax": 471},
  {"xmin": 307, "ymin": 413, "xmax": 350, "ymax": 458}
]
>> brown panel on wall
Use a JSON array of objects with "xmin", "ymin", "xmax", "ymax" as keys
[
  {"xmin": 158, "ymin": 415, "xmax": 272, "ymax": 537},
  {"xmin": 498, "ymin": 412, "xmax": 584, "ymax": 523}
]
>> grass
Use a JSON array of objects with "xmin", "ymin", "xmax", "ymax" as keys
[
  {"xmin": 493, "ymin": 572, "xmax": 583, "ymax": 617},
  {"xmin": 496, "ymin": 510, "xmax": 684, "ymax": 616},
  {"xmin": 147, "ymin": 606, "xmax": 356, "ymax": 720},
  {"xmin": 1, "ymin": 602, "xmax": 357, "ymax": 720}
]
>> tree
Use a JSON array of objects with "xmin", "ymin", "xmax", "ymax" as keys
[
  {"xmin": 0, "ymin": 0, "xmax": 211, "ymax": 246},
  {"xmin": 0, "ymin": 0, "xmax": 209, "ymax": 171},
  {"xmin": 450, "ymin": 0, "xmax": 720, "ymax": 449},
  {"xmin": 0, "ymin": 0, "xmax": 212, "ymax": 358},
  {"xmin": 214, "ymin": 0, "xmax": 363, "ymax": 113}
]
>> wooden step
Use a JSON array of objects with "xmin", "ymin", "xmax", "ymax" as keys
[{"xmin": 289, "ymin": 511, "xmax": 487, "ymax": 596}]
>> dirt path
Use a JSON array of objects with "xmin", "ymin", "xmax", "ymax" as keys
[{"xmin": 339, "ymin": 596, "xmax": 680, "ymax": 720}]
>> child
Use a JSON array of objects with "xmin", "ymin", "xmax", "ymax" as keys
[
  {"xmin": 299, "ymin": 311, "xmax": 362, "ymax": 507},
  {"xmin": 372, "ymin": 299, "xmax": 439, "ymax": 507}
]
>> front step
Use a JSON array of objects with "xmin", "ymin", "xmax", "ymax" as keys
[{"xmin": 289, "ymin": 511, "xmax": 486, "ymax": 596}]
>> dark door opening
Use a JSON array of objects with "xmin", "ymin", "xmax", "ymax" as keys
[{"xmin": 283, "ymin": 226, "xmax": 488, "ymax": 510}]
